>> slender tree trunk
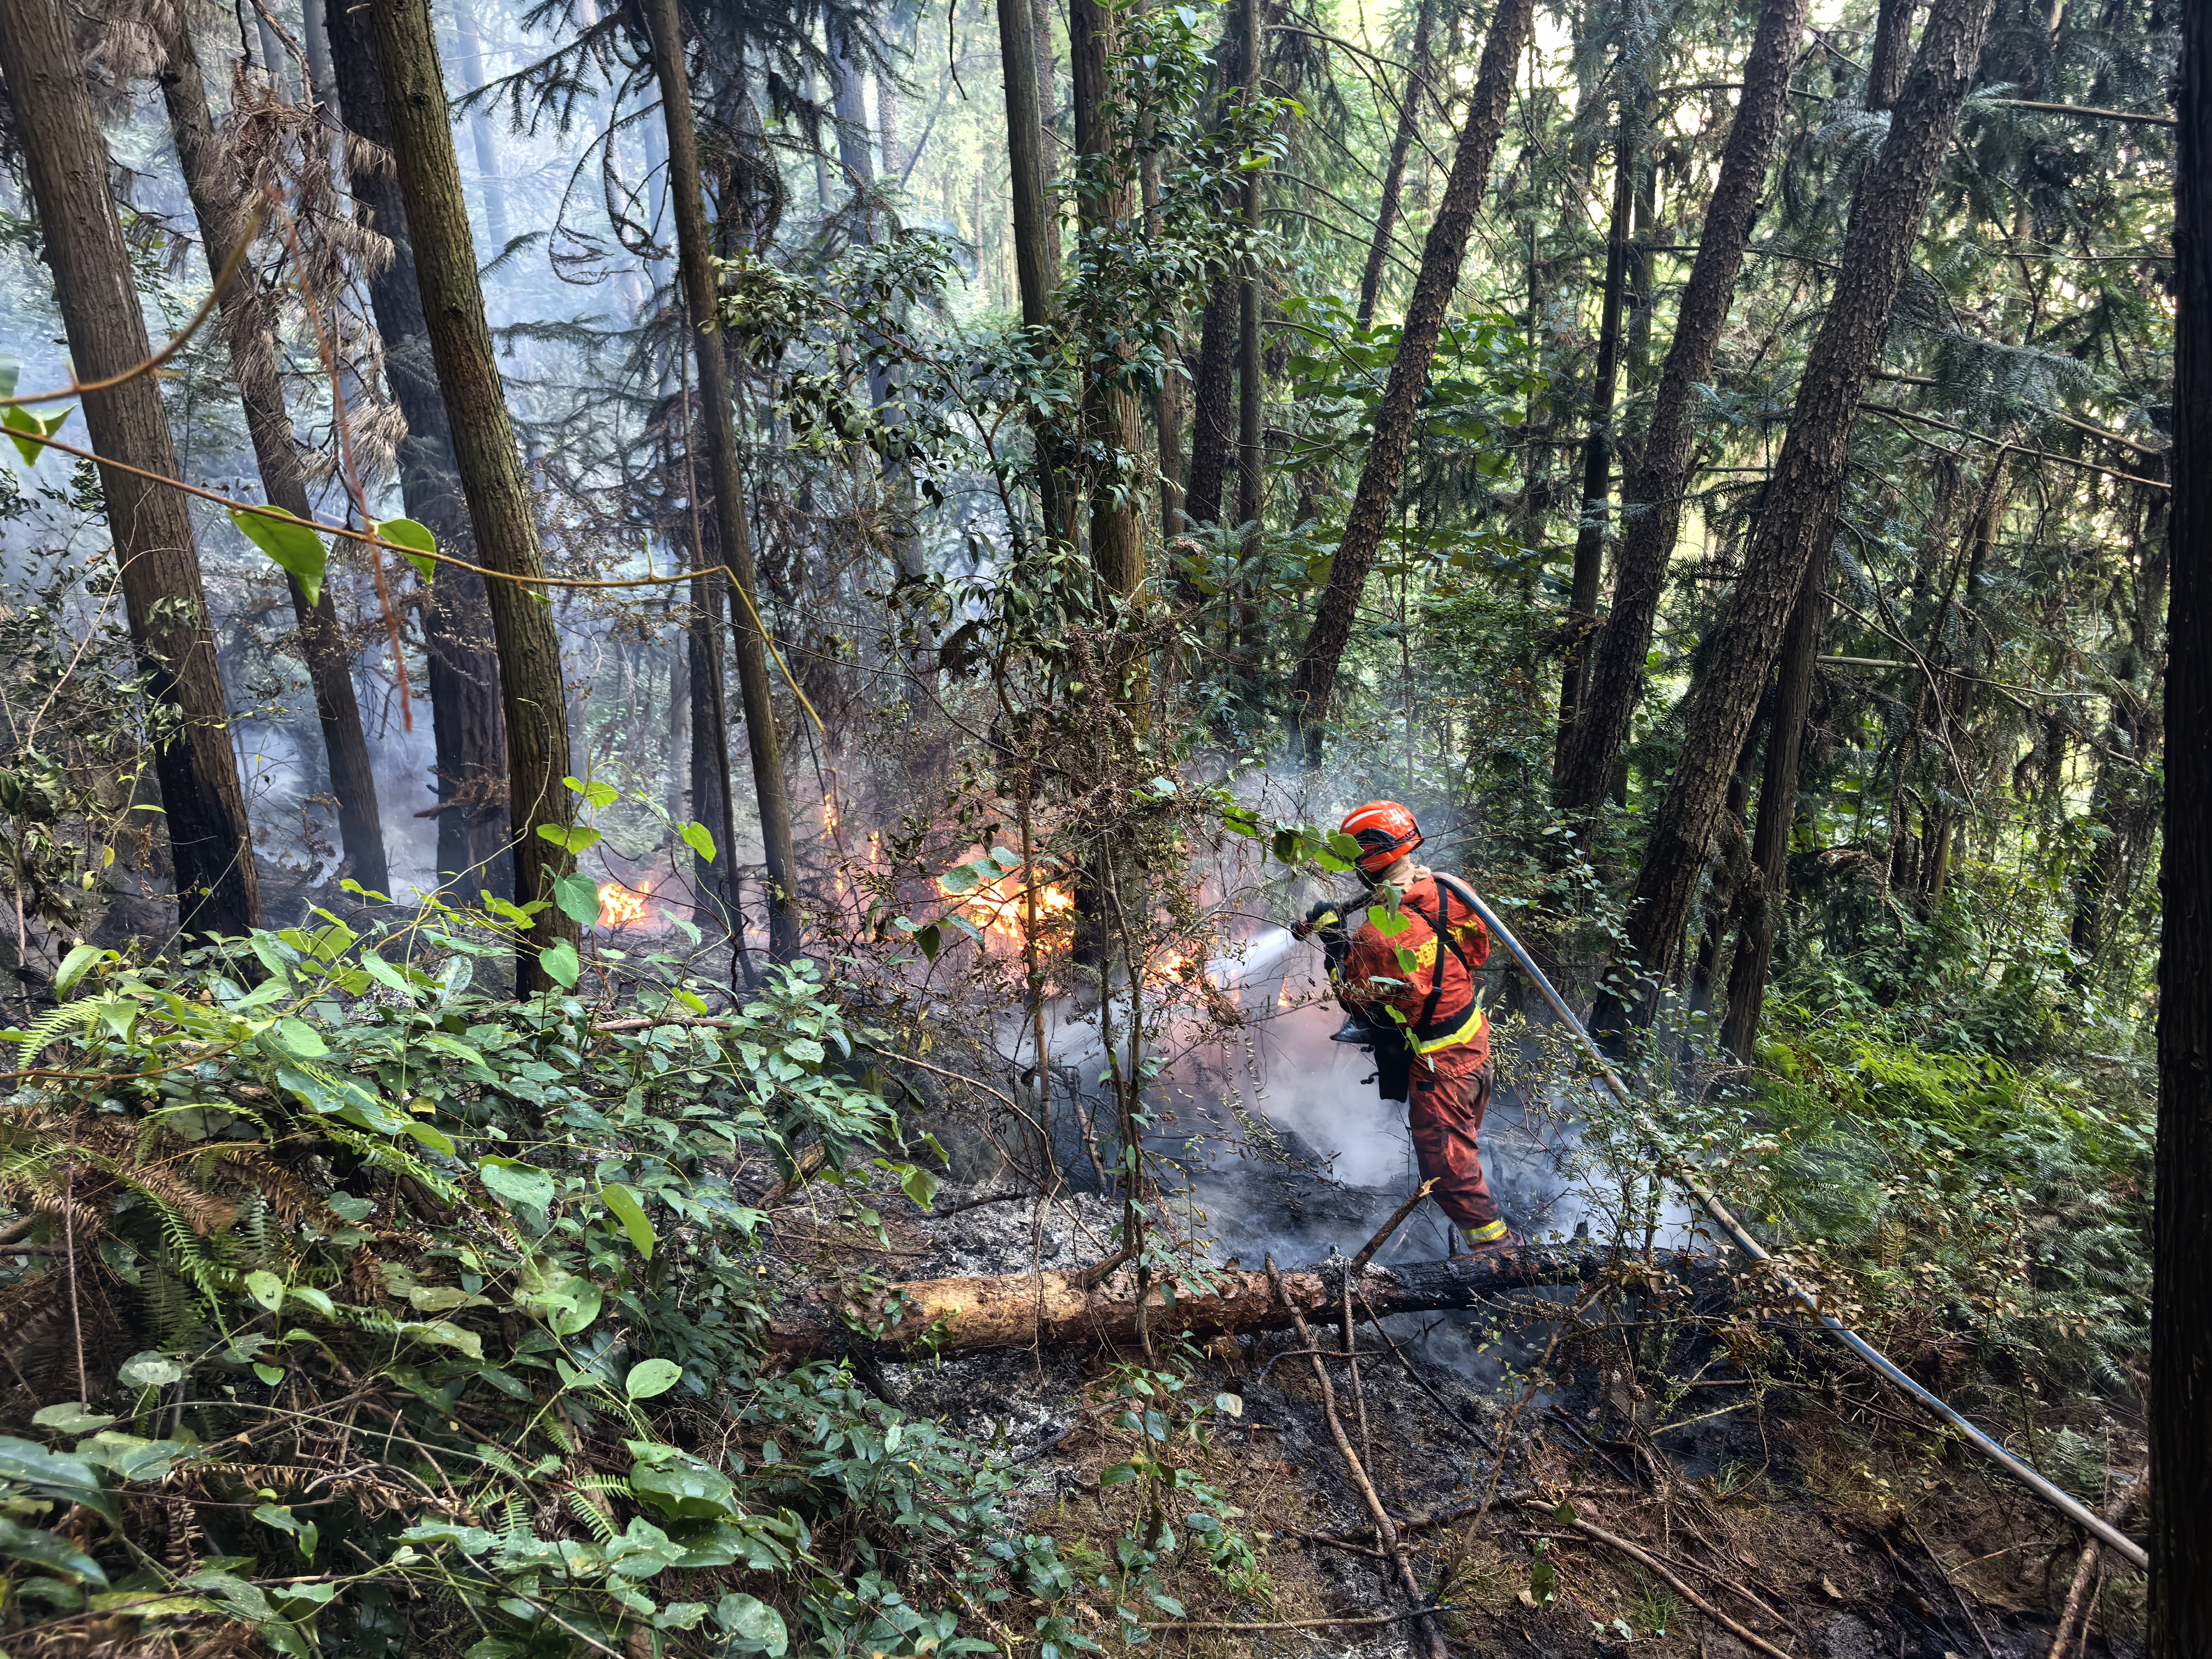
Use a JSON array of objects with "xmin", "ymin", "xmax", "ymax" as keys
[
  {"xmin": 1230, "ymin": 0, "xmax": 1265, "ymax": 528},
  {"xmin": 1070, "ymin": 0, "xmax": 1142, "ymax": 594},
  {"xmin": 1289, "ymin": 0, "xmax": 1536, "ymax": 751},
  {"xmin": 996, "ymin": 0, "xmax": 1063, "ymax": 536},
  {"xmin": 0, "ymin": 0, "xmax": 260, "ymax": 937},
  {"xmin": 454, "ymin": 14, "xmax": 509, "ymax": 253},
  {"xmin": 687, "ymin": 558, "xmax": 739, "ymax": 938},
  {"xmin": 2069, "ymin": 518, "xmax": 2167, "ymax": 972},
  {"xmin": 1552, "ymin": 87, "xmax": 1640, "ymax": 772},
  {"xmin": 831, "ymin": 15, "xmax": 875, "ymax": 193},
  {"xmin": 1587, "ymin": 0, "xmax": 1994, "ymax": 1035},
  {"xmin": 1235, "ymin": 0, "xmax": 1262, "ymax": 539},
  {"xmin": 1181, "ymin": 277, "xmax": 1239, "ymax": 529},
  {"xmin": 152, "ymin": 7, "xmax": 388, "ymax": 898},
  {"xmin": 1866, "ymin": 0, "xmax": 1916, "ymax": 110},
  {"xmin": 1143, "ymin": 154, "xmax": 1187, "ymax": 537},
  {"xmin": 1721, "ymin": 564, "xmax": 1829, "ymax": 1057},
  {"xmin": 326, "ymin": 0, "xmax": 509, "ymax": 895},
  {"xmin": 642, "ymin": 0, "xmax": 802, "ymax": 962},
  {"xmin": 1550, "ymin": 0, "xmax": 1812, "ymax": 820},
  {"xmin": 366, "ymin": 0, "xmax": 577, "ymax": 987},
  {"xmin": 2152, "ymin": 0, "xmax": 2211, "ymax": 1640},
  {"xmin": 1356, "ymin": 0, "xmax": 1437, "ymax": 325}
]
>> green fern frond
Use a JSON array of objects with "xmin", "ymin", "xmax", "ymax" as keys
[
  {"xmin": 475, "ymin": 1442, "xmax": 535, "ymax": 1486},
  {"xmin": 565, "ymin": 1489, "xmax": 618, "ymax": 1543},
  {"xmin": 17, "ymin": 998, "xmax": 97, "ymax": 1070}
]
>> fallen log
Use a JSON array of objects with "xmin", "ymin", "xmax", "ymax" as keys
[{"xmin": 768, "ymin": 1243, "xmax": 1640, "ymax": 1359}]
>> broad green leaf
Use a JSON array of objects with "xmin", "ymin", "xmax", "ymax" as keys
[
  {"xmin": 245, "ymin": 1270, "xmax": 285, "ymax": 1312},
  {"xmin": 52, "ymin": 943, "xmax": 103, "ymax": 993},
  {"xmin": 713, "ymin": 1593, "xmax": 788, "ymax": 1656},
  {"xmin": 601, "ymin": 1181, "xmax": 656, "ymax": 1258},
  {"xmin": 535, "ymin": 822, "xmax": 602, "ymax": 857},
  {"xmin": 397, "ymin": 1319, "xmax": 483, "ymax": 1361},
  {"xmin": 0, "ymin": 1515, "xmax": 106, "ymax": 1586},
  {"xmin": 564, "ymin": 776, "xmax": 619, "ymax": 810},
  {"xmin": 228, "ymin": 505, "xmax": 329, "ymax": 606},
  {"xmin": 116, "ymin": 1352, "xmax": 185, "ymax": 1388},
  {"xmin": 30, "ymin": 1404, "xmax": 115, "ymax": 1436},
  {"xmin": 679, "ymin": 821, "xmax": 717, "ymax": 864},
  {"xmin": 373, "ymin": 516, "xmax": 439, "ymax": 581},
  {"xmin": 3, "ymin": 404, "xmax": 71, "ymax": 470},
  {"xmin": 539, "ymin": 938, "xmax": 581, "ymax": 988},
  {"xmin": 478, "ymin": 1158, "xmax": 556, "ymax": 1215},
  {"xmin": 554, "ymin": 871, "xmax": 601, "ymax": 927},
  {"xmin": 625, "ymin": 1357, "xmax": 682, "ymax": 1400}
]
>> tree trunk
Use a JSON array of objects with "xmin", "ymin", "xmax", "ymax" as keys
[
  {"xmin": 453, "ymin": 14, "xmax": 509, "ymax": 254},
  {"xmin": 0, "ymin": 0, "xmax": 260, "ymax": 938},
  {"xmin": 770, "ymin": 1244, "xmax": 1614, "ymax": 1358},
  {"xmin": 1235, "ymin": 0, "xmax": 1263, "ymax": 539},
  {"xmin": 995, "ymin": 0, "xmax": 1063, "ymax": 537},
  {"xmin": 152, "ymin": 6, "xmax": 389, "ymax": 898},
  {"xmin": 326, "ymin": 0, "xmax": 509, "ymax": 896},
  {"xmin": 2152, "ymin": 0, "xmax": 2211, "ymax": 1642},
  {"xmin": 2066, "ymin": 489, "xmax": 2166, "ymax": 970},
  {"xmin": 1721, "ymin": 564, "xmax": 1829, "ymax": 1058},
  {"xmin": 1144, "ymin": 154, "xmax": 1188, "ymax": 537},
  {"xmin": 687, "ymin": 557, "xmax": 739, "ymax": 940},
  {"xmin": 1181, "ymin": 276, "xmax": 1239, "ymax": 529},
  {"xmin": 1866, "ymin": 0, "xmax": 1916, "ymax": 110},
  {"xmin": 1550, "ymin": 0, "xmax": 1812, "ymax": 821},
  {"xmin": 1355, "ymin": 0, "xmax": 1438, "ymax": 325},
  {"xmin": 1587, "ymin": 0, "xmax": 1994, "ymax": 1036},
  {"xmin": 1289, "ymin": 0, "xmax": 1536, "ymax": 752},
  {"xmin": 1552, "ymin": 87, "xmax": 1640, "ymax": 774},
  {"xmin": 831, "ymin": 15, "xmax": 875, "ymax": 193},
  {"xmin": 642, "ymin": 0, "xmax": 802, "ymax": 963},
  {"xmin": 1070, "ymin": 0, "xmax": 1143, "ymax": 594},
  {"xmin": 366, "ymin": 0, "xmax": 577, "ymax": 987}
]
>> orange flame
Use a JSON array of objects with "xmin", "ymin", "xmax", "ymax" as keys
[
  {"xmin": 597, "ymin": 880, "xmax": 650, "ymax": 930},
  {"xmin": 936, "ymin": 874, "xmax": 1075, "ymax": 946}
]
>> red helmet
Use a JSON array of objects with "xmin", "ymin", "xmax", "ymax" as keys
[{"xmin": 1340, "ymin": 801, "xmax": 1422, "ymax": 876}]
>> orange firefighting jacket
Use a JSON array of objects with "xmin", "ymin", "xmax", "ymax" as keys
[{"xmin": 1334, "ymin": 869, "xmax": 1492, "ymax": 1061}]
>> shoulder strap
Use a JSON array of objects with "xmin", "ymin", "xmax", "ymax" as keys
[{"xmin": 1401, "ymin": 878, "xmax": 1472, "ymax": 1035}]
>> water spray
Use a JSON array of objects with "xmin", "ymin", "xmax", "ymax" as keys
[{"xmin": 1453, "ymin": 884, "xmax": 2147, "ymax": 1570}]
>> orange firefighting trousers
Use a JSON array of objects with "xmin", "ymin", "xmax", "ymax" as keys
[{"xmin": 1406, "ymin": 1044, "xmax": 1501, "ymax": 1236}]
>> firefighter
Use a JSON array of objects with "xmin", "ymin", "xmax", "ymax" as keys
[{"xmin": 1292, "ymin": 801, "xmax": 1520, "ymax": 1254}]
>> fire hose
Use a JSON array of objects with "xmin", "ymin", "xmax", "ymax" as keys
[{"xmin": 1448, "ymin": 885, "xmax": 2147, "ymax": 1570}]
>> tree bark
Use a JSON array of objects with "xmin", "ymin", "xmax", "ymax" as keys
[
  {"xmin": 1235, "ymin": 0, "xmax": 1263, "ymax": 539},
  {"xmin": 1289, "ymin": 0, "xmax": 1535, "ymax": 753},
  {"xmin": 1552, "ymin": 87, "xmax": 1640, "ymax": 773},
  {"xmin": 326, "ymin": 0, "xmax": 509, "ymax": 896},
  {"xmin": 1181, "ymin": 275, "xmax": 1239, "ymax": 529},
  {"xmin": 1355, "ymin": 0, "xmax": 1437, "ymax": 326},
  {"xmin": 1144, "ymin": 154, "xmax": 1187, "ymax": 537},
  {"xmin": 0, "ymin": 0, "xmax": 260, "ymax": 938},
  {"xmin": 1550, "ymin": 0, "xmax": 1813, "ymax": 821},
  {"xmin": 1070, "ymin": 0, "xmax": 1143, "ymax": 594},
  {"xmin": 152, "ymin": 6, "xmax": 389, "ymax": 898},
  {"xmin": 769, "ymin": 1244, "xmax": 1615, "ymax": 1358},
  {"xmin": 1866, "ymin": 0, "xmax": 1916, "ymax": 111},
  {"xmin": 642, "ymin": 0, "xmax": 802, "ymax": 963},
  {"xmin": 831, "ymin": 14, "xmax": 875, "ymax": 193},
  {"xmin": 2152, "ymin": 0, "xmax": 2212, "ymax": 1644},
  {"xmin": 1721, "ymin": 564, "xmax": 1829, "ymax": 1057},
  {"xmin": 1587, "ymin": 0, "xmax": 1994, "ymax": 1036},
  {"xmin": 995, "ymin": 0, "xmax": 1064, "ymax": 536},
  {"xmin": 366, "ymin": 0, "xmax": 578, "ymax": 987}
]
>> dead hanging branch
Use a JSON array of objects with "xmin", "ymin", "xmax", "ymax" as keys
[{"xmin": 766, "ymin": 1243, "xmax": 1650, "ymax": 1359}]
